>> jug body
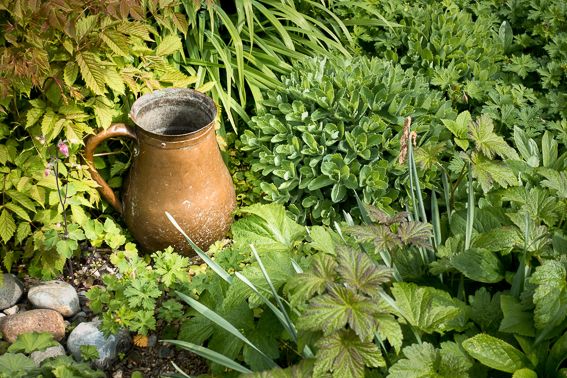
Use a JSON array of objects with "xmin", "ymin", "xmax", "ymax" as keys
[{"xmin": 85, "ymin": 88, "xmax": 236, "ymax": 254}]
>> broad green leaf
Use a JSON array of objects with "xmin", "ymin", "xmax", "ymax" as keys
[
  {"xmin": 309, "ymin": 226, "xmax": 336, "ymax": 255},
  {"xmin": 391, "ymin": 282, "xmax": 466, "ymax": 334},
  {"xmin": 468, "ymin": 287, "xmax": 502, "ymax": 332},
  {"xmin": 375, "ymin": 313, "xmax": 403, "ymax": 354},
  {"xmin": 0, "ymin": 209, "xmax": 16, "ymax": 243},
  {"xmin": 104, "ymin": 67, "xmax": 125, "ymax": 95},
  {"xmin": 156, "ymin": 34, "xmax": 182, "ymax": 56},
  {"xmin": 469, "ymin": 115, "xmax": 519, "ymax": 160},
  {"xmin": 286, "ymin": 253, "xmax": 336, "ymax": 306},
  {"xmin": 499, "ymin": 295, "xmax": 535, "ymax": 337},
  {"xmin": 336, "ymin": 246, "xmax": 392, "ymax": 298},
  {"xmin": 452, "ymin": 248, "xmax": 504, "ymax": 283},
  {"xmin": 473, "ymin": 227, "xmax": 521, "ymax": 252},
  {"xmin": 0, "ymin": 353, "xmax": 36, "ymax": 374},
  {"xmin": 233, "ymin": 203, "xmax": 305, "ymax": 253},
  {"xmin": 530, "ymin": 260, "xmax": 567, "ymax": 330},
  {"xmin": 4, "ymin": 202, "xmax": 31, "ymax": 221},
  {"xmin": 15, "ymin": 222, "xmax": 31, "ymax": 245},
  {"xmin": 300, "ymin": 286, "xmax": 380, "ymax": 341},
  {"xmin": 462, "ymin": 334, "xmax": 531, "ymax": 373},
  {"xmin": 387, "ymin": 342, "xmax": 471, "ymax": 378},
  {"xmin": 76, "ymin": 51, "xmax": 107, "ymax": 95},
  {"xmin": 7, "ymin": 332, "xmax": 58, "ymax": 354},
  {"xmin": 314, "ymin": 329, "xmax": 384, "ymax": 378},
  {"xmin": 442, "ymin": 111, "xmax": 470, "ymax": 140},
  {"xmin": 512, "ymin": 368, "xmax": 538, "ymax": 378},
  {"xmin": 26, "ymin": 107, "xmax": 44, "ymax": 128}
]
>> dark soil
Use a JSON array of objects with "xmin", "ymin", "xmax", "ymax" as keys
[{"xmin": 20, "ymin": 248, "xmax": 210, "ymax": 378}]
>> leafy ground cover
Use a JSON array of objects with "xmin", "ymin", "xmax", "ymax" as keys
[{"xmin": 1, "ymin": 0, "xmax": 567, "ymax": 377}]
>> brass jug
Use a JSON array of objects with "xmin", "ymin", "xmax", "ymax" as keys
[{"xmin": 85, "ymin": 88, "xmax": 236, "ymax": 254}]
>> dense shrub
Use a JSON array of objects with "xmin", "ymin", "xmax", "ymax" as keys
[{"xmin": 241, "ymin": 56, "xmax": 454, "ymax": 224}]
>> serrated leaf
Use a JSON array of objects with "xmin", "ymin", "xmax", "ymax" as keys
[
  {"xmin": 64, "ymin": 61, "xmax": 79, "ymax": 87},
  {"xmin": 7, "ymin": 190, "xmax": 35, "ymax": 212},
  {"xmin": 462, "ymin": 334, "xmax": 531, "ymax": 373},
  {"xmin": 105, "ymin": 67, "xmax": 125, "ymax": 95},
  {"xmin": 93, "ymin": 96, "xmax": 116, "ymax": 129},
  {"xmin": 300, "ymin": 286, "xmax": 379, "ymax": 341},
  {"xmin": 0, "ymin": 209, "xmax": 16, "ymax": 243},
  {"xmin": 15, "ymin": 222, "xmax": 31, "ymax": 245},
  {"xmin": 336, "ymin": 246, "xmax": 392, "ymax": 298},
  {"xmin": 309, "ymin": 226, "xmax": 336, "ymax": 255},
  {"xmin": 376, "ymin": 313, "xmax": 403, "ymax": 354},
  {"xmin": 287, "ymin": 253, "xmax": 336, "ymax": 306},
  {"xmin": 387, "ymin": 342, "xmax": 472, "ymax": 378},
  {"xmin": 75, "ymin": 15, "xmax": 98, "ymax": 39},
  {"xmin": 26, "ymin": 107, "xmax": 44, "ymax": 128},
  {"xmin": 155, "ymin": 34, "xmax": 182, "ymax": 56},
  {"xmin": 314, "ymin": 329, "xmax": 384, "ymax": 378},
  {"xmin": 100, "ymin": 30, "xmax": 129, "ymax": 56},
  {"xmin": 0, "ymin": 353, "xmax": 36, "ymax": 374},
  {"xmin": 391, "ymin": 282, "xmax": 466, "ymax": 334},
  {"xmin": 5, "ymin": 202, "xmax": 31, "ymax": 221},
  {"xmin": 197, "ymin": 81, "xmax": 215, "ymax": 93},
  {"xmin": 469, "ymin": 115, "xmax": 519, "ymax": 160},
  {"xmin": 452, "ymin": 248, "xmax": 504, "ymax": 283},
  {"xmin": 397, "ymin": 221, "xmax": 432, "ymax": 249},
  {"xmin": 530, "ymin": 260, "xmax": 567, "ymax": 330},
  {"xmin": 76, "ymin": 51, "xmax": 107, "ymax": 95},
  {"xmin": 41, "ymin": 109, "xmax": 58, "ymax": 138},
  {"xmin": 468, "ymin": 287, "xmax": 502, "ymax": 332},
  {"xmin": 7, "ymin": 332, "xmax": 58, "ymax": 354}
]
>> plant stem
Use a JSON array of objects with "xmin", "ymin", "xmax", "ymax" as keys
[{"xmin": 53, "ymin": 156, "xmax": 68, "ymax": 238}]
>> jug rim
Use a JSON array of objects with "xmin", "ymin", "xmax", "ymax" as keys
[{"xmin": 129, "ymin": 88, "xmax": 217, "ymax": 145}]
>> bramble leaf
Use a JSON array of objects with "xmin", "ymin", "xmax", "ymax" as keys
[{"xmin": 314, "ymin": 329, "xmax": 385, "ymax": 378}]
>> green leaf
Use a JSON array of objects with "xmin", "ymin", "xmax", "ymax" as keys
[
  {"xmin": 336, "ymin": 246, "xmax": 392, "ymax": 298},
  {"xmin": 309, "ymin": 226, "xmax": 336, "ymax": 255},
  {"xmin": 469, "ymin": 115, "xmax": 519, "ymax": 160},
  {"xmin": 468, "ymin": 287, "xmax": 502, "ymax": 332},
  {"xmin": 314, "ymin": 329, "xmax": 385, "ymax": 378},
  {"xmin": 530, "ymin": 260, "xmax": 567, "ymax": 330},
  {"xmin": 4, "ymin": 203, "xmax": 31, "ymax": 222},
  {"xmin": 0, "ymin": 353, "xmax": 36, "ymax": 374},
  {"xmin": 0, "ymin": 209, "xmax": 16, "ymax": 243},
  {"xmin": 452, "ymin": 248, "xmax": 504, "ymax": 283},
  {"xmin": 286, "ymin": 253, "xmax": 336, "ymax": 306},
  {"xmin": 7, "ymin": 332, "xmax": 58, "ymax": 354},
  {"xmin": 155, "ymin": 34, "xmax": 182, "ymax": 56},
  {"xmin": 443, "ymin": 111, "xmax": 470, "ymax": 140},
  {"xmin": 387, "ymin": 342, "xmax": 472, "ymax": 378},
  {"xmin": 375, "ymin": 313, "xmax": 403, "ymax": 354},
  {"xmin": 499, "ymin": 295, "xmax": 535, "ymax": 337},
  {"xmin": 391, "ymin": 282, "xmax": 466, "ymax": 334},
  {"xmin": 15, "ymin": 222, "xmax": 31, "ymax": 245},
  {"xmin": 512, "ymin": 368, "xmax": 538, "ymax": 378},
  {"xmin": 104, "ymin": 67, "xmax": 125, "ymax": 95},
  {"xmin": 76, "ymin": 51, "xmax": 107, "ymax": 95},
  {"xmin": 300, "ymin": 286, "xmax": 379, "ymax": 342},
  {"xmin": 462, "ymin": 334, "xmax": 531, "ymax": 373},
  {"xmin": 233, "ymin": 204, "xmax": 305, "ymax": 253},
  {"xmin": 64, "ymin": 62, "xmax": 79, "ymax": 87},
  {"xmin": 26, "ymin": 107, "xmax": 44, "ymax": 128}
]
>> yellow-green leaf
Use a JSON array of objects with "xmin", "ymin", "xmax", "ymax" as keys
[
  {"xmin": 155, "ymin": 35, "xmax": 182, "ymax": 56},
  {"xmin": 76, "ymin": 51, "xmax": 107, "ymax": 95},
  {"xmin": 0, "ymin": 209, "xmax": 16, "ymax": 243},
  {"xmin": 64, "ymin": 61, "xmax": 79, "ymax": 87},
  {"xmin": 26, "ymin": 107, "xmax": 44, "ymax": 128},
  {"xmin": 196, "ymin": 81, "xmax": 215, "ymax": 93},
  {"xmin": 105, "ymin": 67, "xmax": 125, "ymax": 95}
]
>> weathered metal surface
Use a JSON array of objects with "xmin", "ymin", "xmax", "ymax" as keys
[{"xmin": 85, "ymin": 88, "xmax": 236, "ymax": 255}]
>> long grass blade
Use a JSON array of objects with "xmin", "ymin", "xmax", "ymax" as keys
[
  {"xmin": 170, "ymin": 361, "xmax": 193, "ymax": 378},
  {"xmin": 431, "ymin": 190, "xmax": 441, "ymax": 249},
  {"xmin": 250, "ymin": 244, "xmax": 298, "ymax": 342},
  {"xmin": 253, "ymin": 1, "xmax": 295, "ymax": 50},
  {"xmin": 165, "ymin": 211, "xmax": 232, "ymax": 283},
  {"xmin": 176, "ymin": 291, "xmax": 278, "ymax": 368},
  {"xmin": 464, "ymin": 163, "xmax": 474, "ymax": 250},
  {"xmin": 441, "ymin": 170, "xmax": 452, "ymax": 223},
  {"xmin": 163, "ymin": 340, "xmax": 252, "ymax": 374}
]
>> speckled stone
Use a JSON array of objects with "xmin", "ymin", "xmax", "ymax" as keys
[
  {"xmin": 28, "ymin": 280, "xmax": 80, "ymax": 317},
  {"xmin": 0, "ymin": 309, "xmax": 65, "ymax": 343},
  {"xmin": 0, "ymin": 274, "xmax": 24, "ymax": 310}
]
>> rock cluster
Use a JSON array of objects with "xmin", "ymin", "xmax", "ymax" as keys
[{"xmin": 0, "ymin": 276, "xmax": 131, "ymax": 369}]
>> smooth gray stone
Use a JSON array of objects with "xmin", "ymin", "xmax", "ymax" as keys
[
  {"xmin": 30, "ymin": 344, "xmax": 66, "ymax": 366},
  {"xmin": 0, "ymin": 274, "xmax": 24, "ymax": 310},
  {"xmin": 28, "ymin": 280, "xmax": 80, "ymax": 317},
  {"xmin": 66, "ymin": 319, "xmax": 131, "ymax": 370}
]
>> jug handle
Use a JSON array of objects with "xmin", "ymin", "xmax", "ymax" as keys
[{"xmin": 84, "ymin": 123, "xmax": 137, "ymax": 214}]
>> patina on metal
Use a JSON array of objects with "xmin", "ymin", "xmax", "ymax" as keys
[{"xmin": 85, "ymin": 88, "xmax": 236, "ymax": 255}]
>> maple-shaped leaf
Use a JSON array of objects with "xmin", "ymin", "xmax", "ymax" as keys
[
  {"xmin": 336, "ymin": 246, "xmax": 392, "ymax": 298},
  {"xmin": 123, "ymin": 277, "xmax": 162, "ymax": 310},
  {"xmin": 397, "ymin": 221, "xmax": 432, "ymax": 249},
  {"xmin": 472, "ymin": 152, "xmax": 518, "ymax": 192},
  {"xmin": 314, "ymin": 329, "xmax": 385, "ymax": 378},
  {"xmin": 7, "ymin": 332, "xmax": 58, "ymax": 354},
  {"xmin": 387, "ymin": 342, "xmax": 472, "ymax": 378},
  {"xmin": 376, "ymin": 313, "xmax": 403, "ymax": 354},
  {"xmin": 347, "ymin": 224, "xmax": 402, "ymax": 252},
  {"xmin": 365, "ymin": 206, "xmax": 409, "ymax": 226},
  {"xmin": 300, "ymin": 286, "xmax": 380, "ymax": 341},
  {"xmin": 529, "ymin": 260, "xmax": 567, "ymax": 330},
  {"xmin": 391, "ymin": 282, "xmax": 467, "ymax": 334},
  {"xmin": 286, "ymin": 253, "xmax": 337, "ymax": 306},
  {"xmin": 469, "ymin": 115, "xmax": 519, "ymax": 160}
]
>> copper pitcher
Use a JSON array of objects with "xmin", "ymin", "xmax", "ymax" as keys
[{"xmin": 85, "ymin": 88, "xmax": 236, "ymax": 254}]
